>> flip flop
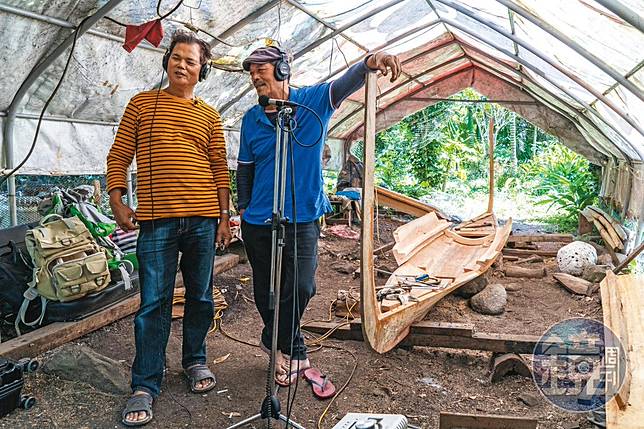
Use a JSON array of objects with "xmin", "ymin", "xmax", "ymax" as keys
[
  {"xmin": 184, "ymin": 363, "xmax": 217, "ymax": 393},
  {"xmin": 275, "ymin": 358, "xmax": 310, "ymax": 387},
  {"xmin": 302, "ymin": 367, "xmax": 336, "ymax": 399},
  {"xmin": 122, "ymin": 392, "xmax": 153, "ymax": 427}
]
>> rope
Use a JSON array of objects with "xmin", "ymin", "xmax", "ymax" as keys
[{"xmin": 174, "ymin": 277, "xmax": 361, "ymax": 428}]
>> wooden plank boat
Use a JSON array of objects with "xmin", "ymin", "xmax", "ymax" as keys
[
  {"xmin": 359, "ymin": 74, "xmax": 511, "ymax": 353},
  {"xmin": 361, "ymin": 210, "xmax": 511, "ymax": 353}
]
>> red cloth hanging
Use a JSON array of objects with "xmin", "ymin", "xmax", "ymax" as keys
[{"xmin": 123, "ymin": 19, "xmax": 164, "ymax": 53}]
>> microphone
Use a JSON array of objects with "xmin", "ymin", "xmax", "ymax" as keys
[{"xmin": 258, "ymin": 95, "xmax": 297, "ymax": 108}]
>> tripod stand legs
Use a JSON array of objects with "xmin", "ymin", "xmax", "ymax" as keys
[{"xmin": 225, "ymin": 411, "xmax": 307, "ymax": 428}]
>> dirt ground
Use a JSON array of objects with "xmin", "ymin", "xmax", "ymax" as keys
[{"xmin": 1, "ymin": 216, "xmax": 603, "ymax": 429}]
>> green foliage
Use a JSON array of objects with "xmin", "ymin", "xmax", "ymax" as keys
[
  {"xmin": 346, "ymin": 89, "xmax": 599, "ymax": 234},
  {"xmin": 531, "ymin": 213, "xmax": 579, "ymax": 234},
  {"xmin": 521, "ymin": 143, "xmax": 599, "ymax": 219}
]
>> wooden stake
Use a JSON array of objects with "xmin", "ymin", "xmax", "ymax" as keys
[
  {"xmin": 360, "ymin": 72, "xmax": 378, "ymax": 351},
  {"xmin": 614, "ymin": 240, "xmax": 644, "ymax": 274},
  {"xmin": 504, "ymin": 265, "xmax": 546, "ymax": 278},
  {"xmin": 487, "ymin": 116, "xmax": 495, "ymax": 213}
]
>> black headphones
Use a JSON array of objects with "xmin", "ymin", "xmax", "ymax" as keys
[
  {"xmin": 273, "ymin": 47, "xmax": 291, "ymax": 82},
  {"xmin": 162, "ymin": 49, "xmax": 211, "ymax": 82}
]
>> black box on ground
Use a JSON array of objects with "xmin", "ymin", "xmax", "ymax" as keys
[{"xmin": 0, "ymin": 357, "xmax": 25, "ymax": 418}]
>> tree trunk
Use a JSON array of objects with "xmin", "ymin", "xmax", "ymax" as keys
[{"xmin": 511, "ymin": 112, "xmax": 518, "ymax": 173}]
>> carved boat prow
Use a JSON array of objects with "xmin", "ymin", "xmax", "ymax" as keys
[{"xmin": 360, "ymin": 210, "xmax": 511, "ymax": 353}]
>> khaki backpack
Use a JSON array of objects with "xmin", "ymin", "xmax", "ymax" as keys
[{"xmin": 16, "ymin": 215, "xmax": 111, "ymax": 334}]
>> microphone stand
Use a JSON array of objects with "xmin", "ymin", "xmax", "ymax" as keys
[{"xmin": 226, "ymin": 105, "xmax": 306, "ymax": 429}]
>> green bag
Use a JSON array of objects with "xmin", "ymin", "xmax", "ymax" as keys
[{"xmin": 16, "ymin": 214, "xmax": 111, "ymax": 334}]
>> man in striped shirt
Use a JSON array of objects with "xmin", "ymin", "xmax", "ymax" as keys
[{"xmin": 107, "ymin": 31, "xmax": 231, "ymax": 427}]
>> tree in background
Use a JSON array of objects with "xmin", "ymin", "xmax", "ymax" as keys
[{"xmin": 349, "ymin": 88, "xmax": 599, "ymax": 226}]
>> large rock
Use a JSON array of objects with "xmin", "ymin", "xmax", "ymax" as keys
[
  {"xmin": 43, "ymin": 344, "xmax": 130, "ymax": 394},
  {"xmin": 455, "ymin": 276, "xmax": 488, "ymax": 298},
  {"xmin": 470, "ymin": 283, "xmax": 507, "ymax": 315},
  {"xmin": 557, "ymin": 241, "xmax": 597, "ymax": 276},
  {"xmin": 582, "ymin": 265, "xmax": 612, "ymax": 283}
]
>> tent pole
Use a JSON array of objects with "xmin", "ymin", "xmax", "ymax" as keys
[
  {"xmin": 126, "ymin": 168, "xmax": 134, "ymax": 208},
  {"xmin": 1, "ymin": 0, "xmax": 126, "ymax": 226},
  {"xmin": 494, "ymin": 0, "xmax": 644, "ymax": 103},
  {"xmin": 432, "ymin": 0, "xmax": 644, "ymax": 147},
  {"xmin": 429, "ymin": 11, "xmax": 644, "ymax": 160},
  {"xmin": 591, "ymin": 0, "xmax": 644, "ymax": 36}
]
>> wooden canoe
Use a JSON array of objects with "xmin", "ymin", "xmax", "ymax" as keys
[{"xmin": 361, "ymin": 211, "xmax": 512, "ymax": 353}]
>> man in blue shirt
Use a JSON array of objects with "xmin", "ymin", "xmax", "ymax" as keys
[{"xmin": 238, "ymin": 46, "xmax": 401, "ymax": 386}]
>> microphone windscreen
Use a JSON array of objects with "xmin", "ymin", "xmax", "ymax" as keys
[{"xmin": 258, "ymin": 95, "xmax": 269, "ymax": 107}]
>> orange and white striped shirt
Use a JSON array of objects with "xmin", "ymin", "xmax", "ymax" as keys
[{"xmin": 107, "ymin": 90, "xmax": 229, "ymax": 220}]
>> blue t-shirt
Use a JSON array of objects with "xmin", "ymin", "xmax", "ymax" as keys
[{"xmin": 238, "ymin": 83, "xmax": 335, "ymax": 225}]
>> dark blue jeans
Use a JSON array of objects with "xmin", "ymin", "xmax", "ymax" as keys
[
  {"xmin": 242, "ymin": 220, "xmax": 319, "ymax": 360},
  {"xmin": 132, "ymin": 216, "xmax": 217, "ymax": 397}
]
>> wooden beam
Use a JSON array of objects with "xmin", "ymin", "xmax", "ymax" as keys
[
  {"xmin": 0, "ymin": 295, "xmax": 140, "ymax": 360},
  {"xmin": 553, "ymin": 273, "xmax": 594, "ymax": 296},
  {"xmin": 0, "ymin": 254, "xmax": 240, "ymax": 360},
  {"xmin": 375, "ymin": 186, "xmax": 448, "ymax": 219},
  {"xmin": 504, "ymin": 266, "xmax": 546, "ymax": 278},
  {"xmin": 439, "ymin": 412, "xmax": 537, "ymax": 429},
  {"xmin": 360, "ymin": 72, "xmax": 378, "ymax": 351},
  {"xmin": 304, "ymin": 320, "xmax": 555, "ymax": 354},
  {"xmin": 507, "ymin": 234, "xmax": 573, "ymax": 244},
  {"xmin": 502, "ymin": 248, "xmax": 558, "ymax": 257}
]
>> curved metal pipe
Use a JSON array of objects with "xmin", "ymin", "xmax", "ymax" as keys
[
  {"xmin": 430, "ymin": 0, "xmax": 644, "ymax": 160},
  {"xmin": 593, "ymin": 0, "xmax": 644, "ymax": 34},
  {"xmin": 458, "ymin": 39, "xmax": 628, "ymax": 160},
  {"xmin": 495, "ymin": 0, "xmax": 644, "ymax": 103},
  {"xmin": 218, "ymin": 0, "xmax": 409, "ymax": 114},
  {"xmin": 2, "ymin": 0, "xmax": 126, "ymax": 226},
  {"xmin": 433, "ymin": 0, "xmax": 644, "ymax": 145},
  {"xmin": 0, "ymin": 3, "xmax": 164, "ymax": 53}
]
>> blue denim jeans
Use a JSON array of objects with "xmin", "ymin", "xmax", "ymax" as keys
[{"xmin": 132, "ymin": 216, "xmax": 217, "ymax": 397}]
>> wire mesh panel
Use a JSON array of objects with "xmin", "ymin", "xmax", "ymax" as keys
[{"xmin": 0, "ymin": 175, "xmax": 136, "ymax": 229}]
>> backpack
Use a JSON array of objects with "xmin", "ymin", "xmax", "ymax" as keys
[
  {"xmin": 16, "ymin": 214, "xmax": 111, "ymax": 334},
  {"xmin": 0, "ymin": 241, "xmax": 32, "ymax": 319}
]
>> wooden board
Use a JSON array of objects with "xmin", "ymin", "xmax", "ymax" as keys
[
  {"xmin": 588, "ymin": 206, "xmax": 627, "ymax": 241},
  {"xmin": 304, "ymin": 320, "xmax": 554, "ymax": 354},
  {"xmin": 502, "ymin": 248, "xmax": 558, "ymax": 257},
  {"xmin": 0, "ymin": 295, "xmax": 140, "ymax": 360},
  {"xmin": 439, "ymin": 412, "xmax": 537, "ymax": 429},
  {"xmin": 553, "ymin": 272, "xmax": 594, "ymax": 295},
  {"xmin": 507, "ymin": 233, "xmax": 573, "ymax": 244},
  {"xmin": 375, "ymin": 185, "xmax": 448, "ymax": 219},
  {"xmin": 602, "ymin": 271, "xmax": 644, "ymax": 428}
]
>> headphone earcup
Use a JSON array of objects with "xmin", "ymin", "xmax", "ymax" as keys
[
  {"xmin": 199, "ymin": 63, "xmax": 210, "ymax": 82},
  {"xmin": 162, "ymin": 51, "xmax": 170, "ymax": 72},
  {"xmin": 274, "ymin": 60, "xmax": 290, "ymax": 81}
]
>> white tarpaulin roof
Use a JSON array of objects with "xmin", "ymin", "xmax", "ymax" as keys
[{"xmin": 1, "ymin": 1, "xmax": 643, "ymax": 201}]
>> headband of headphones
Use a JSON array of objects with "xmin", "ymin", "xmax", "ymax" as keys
[{"xmin": 242, "ymin": 46, "xmax": 291, "ymax": 81}]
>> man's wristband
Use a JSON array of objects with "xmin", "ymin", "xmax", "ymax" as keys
[{"xmin": 220, "ymin": 209, "xmax": 230, "ymax": 216}]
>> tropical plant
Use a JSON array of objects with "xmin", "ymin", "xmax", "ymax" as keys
[{"xmin": 522, "ymin": 143, "xmax": 599, "ymax": 218}]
